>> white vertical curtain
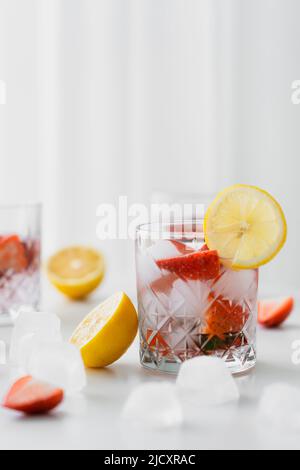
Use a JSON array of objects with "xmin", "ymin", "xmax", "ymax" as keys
[
  {"xmin": 0, "ymin": 0, "xmax": 299, "ymax": 291},
  {"xmin": 0, "ymin": 0, "xmax": 39, "ymax": 202}
]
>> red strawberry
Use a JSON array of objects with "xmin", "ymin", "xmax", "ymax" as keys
[
  {"xmin": 200, "ymin": 244, "xmax": 209, "ymax": 252},
  {"xmin": 146, "ymin": 329, "xmax": 169, "ymax": 355},
  {"xmin": 0, "ymin": 235, "xmax": 28, "ymax": 273},
  {"xmin": 258, "ymin": 297, "xmax": 294, "ymax": 328},
  {"xmin": 204, "ymin": 296, "xmax": 250, "ymax": 340},
  {"xmin": 3, "ymin": 376, "xmax": 64, "ymax": 415},
  {"xmin": 156, "ymin": 250, "xmax": 220, "ymax": 281}
]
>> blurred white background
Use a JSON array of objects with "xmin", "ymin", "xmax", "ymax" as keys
[{"xmin": 0, "ymin": 0, "xmax": 299, "ymax": 293}]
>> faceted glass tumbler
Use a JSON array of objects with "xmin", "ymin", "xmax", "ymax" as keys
[
  {"xmin": 0, "ymin": 203, "xmax": 42, "ymax": 324},
  {"xmin": 136, "ymin": 222, "xmax": 258, "ymax": 375}
]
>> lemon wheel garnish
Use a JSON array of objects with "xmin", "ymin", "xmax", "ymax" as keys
[
  {"xmin": 204, "ymin": 185, "xmax": 287, "ymax": 269},
  {"xmin": 47, "ymin": 246, "xmax": 105, "ymax": 300},
  {"xmin": 70, "ymin": 292, "xmax": 138, "ymax": 368}
]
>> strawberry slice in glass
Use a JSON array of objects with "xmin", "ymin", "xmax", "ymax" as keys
[
  {"xmin": 0, "ymin": 235, "xmax": 28, "ymax": 273},
  {"xmin": 156, "ymin": 250, "xmax": 220, "ymax": 281}
]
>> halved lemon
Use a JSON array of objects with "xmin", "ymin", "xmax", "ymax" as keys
[
  {"xmin": 70, "ymin": 292, "xmax": 138, "ymax": 368},
  {"xmin": 47, "ymin": 246, "xmax": 105, "ymax": 300},
  {"xmin": 204, "ymin": 185, "xmax": 287, "ymax": 269}
]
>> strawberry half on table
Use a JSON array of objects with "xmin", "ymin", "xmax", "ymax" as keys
[
  {"xmin": 156, "ymin": 249, "xmax": 220, "ymax": 281},
  {"xmin": 0, "ymin": 235, "xmax": 28, "ymax": 273},
  {"xmin": 3, "ymin": 376, "xmax": 64, "ymax": 415},
  {"xmin": 258, "ymin": 297, "xmax": 294, "ymax": 328}
]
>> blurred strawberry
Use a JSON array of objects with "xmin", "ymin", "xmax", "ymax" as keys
[
  {"xmin": 200, "ymin": 244, "xmax": 209, "ymax": 252},
  {"xmin": 0, "ymin": 235, "xmax": 28, "ymax": 273}
]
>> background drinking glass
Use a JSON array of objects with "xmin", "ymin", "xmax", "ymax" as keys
[
  {"xmin": 0, "ymin": 204, "xmax": 42, "ymax": 324},
  {"xmin": 136, "ymin": 221, "xmax": 258, "ymax": 375}
]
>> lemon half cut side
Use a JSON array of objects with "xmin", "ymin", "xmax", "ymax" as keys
[
  {"xmin": 47, "ymin": 246, "xmax": 105, "ymax": 299},
  {"xmin": 204, "ymin": 185, "xmax": 287, "ymax": 270},
  {"xmin": 70, "ymin": 292, "xmax": 138, "ymax": 368}
]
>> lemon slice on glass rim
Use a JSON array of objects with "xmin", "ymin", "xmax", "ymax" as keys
[{"xmin": 204, "ymin": 185, "xmax": 287, "ymax": 270}]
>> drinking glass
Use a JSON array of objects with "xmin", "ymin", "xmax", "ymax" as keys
[
  {"xmin": 136, "ymin": 221, "xmax": 258, "ymax": 375},
  {"xmin": 0, "ymin": 203, "xmax": 42, "ymax": 324}
]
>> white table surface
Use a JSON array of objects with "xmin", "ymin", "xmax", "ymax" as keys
[{"xmin": 0, "ymin": 280, "xmax": 299, "ymax": 451}]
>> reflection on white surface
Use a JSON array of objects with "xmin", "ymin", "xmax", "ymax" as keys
[
  {"xmin": 122, "ymin": 382, "xmax": 183, "ymax": 430},
  {"xmin": 259, "ymin": 383, "xmax": 300, "ymax": 431}
]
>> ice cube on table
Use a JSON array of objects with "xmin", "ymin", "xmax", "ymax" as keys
[
  {"xmin": 27, "ymin": 341, "xmax": 86, "ymax": 395},
  {"xmin": 9, "ymin": 305, "xmax": 36, "ymax": 324},
  {"xmin": 259, "ymin": 383, "xmax": 300, "ymax": 430},
  {"xmin": 122, "ymin": 382, "xmax": 183, "ymax": 429},
  {"xmin": 9, "ymin": 312, "xmax": 62, "ymax": 369},
  {"xmin": 176, "ymin": 357, "xmax": 240, "ymax": 406}
]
